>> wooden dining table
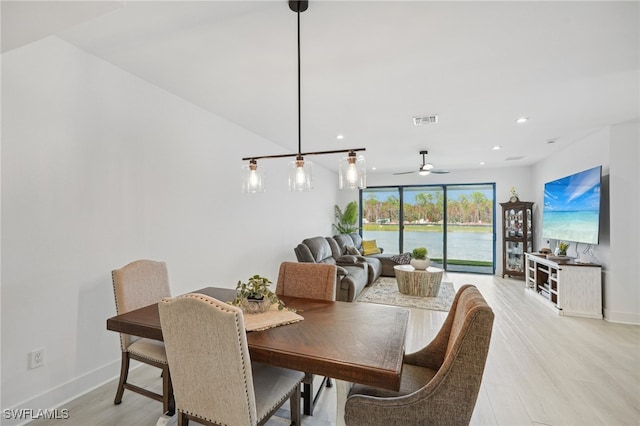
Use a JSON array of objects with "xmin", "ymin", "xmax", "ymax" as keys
[{"xmin": 107, "ymin": 287, "xmax": 410, "ymax": 425}]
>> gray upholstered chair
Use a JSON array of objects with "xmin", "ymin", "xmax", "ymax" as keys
[
  {"xmin": 111, "ymin": 259, "xmax": 173, "ymax": 414},
  {"xmin": 158, "ymin": 293, "xmax": 304, "ymax": 426},
  {"xmin": 344, "ymin": 284, "xmax": 494, "ymax": 426},
  {"xmin": 276, "ymin": 261, "xmax": 336, "ymax": 415}
]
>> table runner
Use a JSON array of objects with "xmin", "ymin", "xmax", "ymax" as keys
[{"xmin": 243, "ymin": 305, "xmax": 304, "ymax": 332}]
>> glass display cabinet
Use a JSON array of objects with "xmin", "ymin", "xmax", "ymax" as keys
[{"xmin": 500, "ymin": 201, "xmax": 534, "ymax": 278}]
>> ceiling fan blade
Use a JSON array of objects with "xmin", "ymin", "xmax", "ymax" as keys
[
  {"xmin": 392, "ymin": 170, "xmax": 417, "ymax": 175},
  {"xmin": 430, "ymin": 169, "xmax": 450, "ymax": 174}
]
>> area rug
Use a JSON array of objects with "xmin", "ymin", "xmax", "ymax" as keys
[{"xmin": 357, "ymin": 277, "xmax": 455, "ymax": 312}]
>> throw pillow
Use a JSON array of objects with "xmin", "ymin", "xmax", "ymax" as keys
[
  {"xmin": 391, "ymin": 252, "xmax": 412, "ymax": 265},
  {"xmin": 345, "ymin": 246, "xmax": 360, "ymax": 256},
  {"xmin": 362, "ymin": 240, "xmax": 382, "ymax": 255}
]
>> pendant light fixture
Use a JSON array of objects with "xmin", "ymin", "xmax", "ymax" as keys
[
  {"xmin": 339, "ymin": 150, "xmax": 366, "ymax": 190},
  {"xmin": 241, "ymin": 0, "xmax": 366, "ymax": 193},
  {"xmin": 241, "ymin": 159, "xmax": 266, "ymax": 193}
]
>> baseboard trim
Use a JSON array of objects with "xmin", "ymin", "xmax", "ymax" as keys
[
  {"xmin": 603, "ymin": 308, "xmax": 640, "ymax": 325},
  {"xmin": 2, "ymin": 360, "xmax": 125, "ymax": 426}
]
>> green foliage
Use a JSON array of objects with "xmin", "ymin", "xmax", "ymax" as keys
[
  {"xmin": 230, "ymin": 275, "xmax": 292, "ymax": 311},
  {"xmin": 412, "ymin": 247, "xmax": 428, "ymax": 259},
  {"xmin": 333, "ymin": 201, "xmax": 359, "ymax": 234},
  {"xmin": 362, "ymin": 189, "xmax": 494, "ymax": 225},
  {"xmin": 558, "ymin": 241, "xmax": 569, "ymax": 255}
]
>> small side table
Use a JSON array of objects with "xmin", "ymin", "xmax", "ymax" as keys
[{"xmin": 394, "ymin": 265, "xmax": 444, "ymax": 297}]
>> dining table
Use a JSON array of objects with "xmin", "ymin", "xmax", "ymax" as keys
[{"xmin": 106, "ymin": 286, "xmax": 410, "ymax": 426}]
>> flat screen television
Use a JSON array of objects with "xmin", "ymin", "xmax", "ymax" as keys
[{"xmin": 542, "ymin": 165, "xmax": 602, "ymax": 245}]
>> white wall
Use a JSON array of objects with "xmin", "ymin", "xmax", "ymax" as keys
[
  {"xmin": 1, "ymin": 37, "xmax": 339, "ymax": 418},
  {"xmin": 608, "ymin": 122, "xmax": 640, "ymax": 324}
]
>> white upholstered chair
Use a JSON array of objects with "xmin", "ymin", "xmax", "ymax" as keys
[
  {"xmin": 158, "ymin": 293, "xmax": 304, "ymax": 426},
  {"xmin": 111, "ymin": 259, "xmax": 173, "ymax": 414},
  {"xmin": 276, "ymin": 261, "xmax": 337, "ymax": 415}
]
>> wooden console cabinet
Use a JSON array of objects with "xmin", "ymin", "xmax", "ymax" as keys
[{"xmin": 524, "ymin": 253, "xmax": 602, "ymax": 319}]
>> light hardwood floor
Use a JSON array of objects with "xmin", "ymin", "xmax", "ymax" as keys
[{"xmin": 28, "ymin": 273, "xmax": 640, "ymax": 426}]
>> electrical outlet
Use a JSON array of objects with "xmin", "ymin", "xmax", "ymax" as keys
[{"xmin": 29, "ymin": 348, "xmax": 45, "ymax": 369}]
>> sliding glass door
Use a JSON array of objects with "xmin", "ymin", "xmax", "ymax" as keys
[
  {"xmin": 361, "ymin": 188, "xmax": 401, "ymax": 254},
  {"xmin": 445, "ymin": 185, "xmax": 494, "ymax": 273},
  {"xmin": 402, "ymin": 186, "xmax": 444, "ymax": 267},
  {"xmin": 360, "ymin": 184, "xmax": 495, "ymax": 274}
]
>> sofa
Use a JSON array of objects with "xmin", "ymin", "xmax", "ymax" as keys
[
  {"xmin": 339, "ymin": 233, "xmax": 398, "ymax": 278},
  {"xmin": 294, "ymin": 234, "xmax": 397, "ymax": 302},
  {"xmin": 332, "ymin": 234, "xmax": 382, "ymax": 284},
  {"xmin": 294, "ymin": 236, "xmax": 369, "ymax": 302}
]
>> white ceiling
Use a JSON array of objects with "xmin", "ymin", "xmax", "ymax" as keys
[{"xmin": 3, "ymin": 1, "xmax": 639, "ymax": 175}]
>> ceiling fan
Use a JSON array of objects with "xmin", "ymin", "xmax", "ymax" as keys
[{"xmin": 393, "ymin": 150, "xmax": 450, "ymax": 176}]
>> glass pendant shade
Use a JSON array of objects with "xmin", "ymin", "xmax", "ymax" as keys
[
  {"xmin": 241, "ymin": 160, "xmax": 266, "ymax": 193},
  {"xmin": 288, "ymin": 156, "xmax": 313, "ymax": 192},
  {"xmin": 339, "ymin": 152, "xmax": 366, "ymax": 190}
]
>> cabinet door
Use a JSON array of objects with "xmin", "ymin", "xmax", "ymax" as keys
[
  {"xmin": 505, "ymin": 241, "xmax": 524, "ymax": 273},
  {"xmin": 504, "ymin": 208, "xmax": 523, "ymax": 237}
]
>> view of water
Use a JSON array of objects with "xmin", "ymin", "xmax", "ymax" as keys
[
  {"xmin": 363, "ymin": 230, "xmax": 494, "ymax": 262},
  {"xmin": 542, "ymin": 210, "xmax": 599, "ymax": 245}
]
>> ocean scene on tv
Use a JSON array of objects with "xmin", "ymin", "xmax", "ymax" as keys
[{"xmin": 542, "ymin": 166, "xmax": 601, "ymax": 245}]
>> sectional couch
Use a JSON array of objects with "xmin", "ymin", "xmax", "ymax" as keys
[{"xmin": 293, "ymin": 234, "xmax": 397, "ymax": 302}]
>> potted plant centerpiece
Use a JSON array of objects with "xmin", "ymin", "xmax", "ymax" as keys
[
  {"xmin": 557, "ymin": 242, "xmax": 569, "ymax": 256},
  {"xmin": 230, "ymin": 275, "xmax": 292, "ymax": 314},
  {"xmin": 410, "ymin": 247, "xmax": 431, "ymax": 270}
]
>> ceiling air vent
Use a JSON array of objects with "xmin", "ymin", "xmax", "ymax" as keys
[
  {"xmin": 505, "ymin": 156, "xmax": 525, "ymax": 161},
  {"xmin": 412, "ymin": 115, "xmax": 439, "ymax": 125}
]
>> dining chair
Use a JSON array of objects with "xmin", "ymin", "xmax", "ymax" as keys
[
  {"xmin": 276, "ymin": 261, "xmax": 336, "ymax": 416},
  {"xmin": 158, "ymin": 293, "xmax": 304, "ymax": 426},
  {"xmin": 111, "ymin": 259, "xmax": 173, "ymax": 414},
  {"xmin": 344, "ymin": 284, "xmax": 495, "ymax": 426}
]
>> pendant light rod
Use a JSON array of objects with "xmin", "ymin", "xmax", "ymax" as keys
[
  {"xmin": 242, "ymin": 147, "xmax": 365, "ymax": 162},
  {"xmin": 297, "ymin": 4, "xmax": 302, "ymax": 155}
]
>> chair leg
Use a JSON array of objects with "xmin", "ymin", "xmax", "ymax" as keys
[
  {"xmin": 114, "ymin": 352, "xmax": 130, "ymax": 405},
  {"xmin": 177, "ymin": 411, "xmax": 189, "ymax": 426},
  {"xmin": 162, "ymin": 365, "xmax": 174, "ymax": 415},
  {"xmin": 289, "ymin": 384, "xmax": 301, "ymax": 426}
]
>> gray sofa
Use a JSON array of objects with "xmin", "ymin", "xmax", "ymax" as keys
[
  {"xmin": 294, "ymin": 234, "xmax": 396, "ymax": 302},
  {"xmin": 332, "ymin": 234, "xmax": 382, "ymax": 283},
  {"xmin": 339, "ymin": 233, "xmax": 397, "ymax": 278},
  {"xmin": 294, "ymin": 236, "xmax": 369, "ymax": 302}
]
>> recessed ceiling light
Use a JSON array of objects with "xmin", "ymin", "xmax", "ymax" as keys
[
  {"xmin": 371, "ymin": 167, "xmax": 377, "ymax": 171},
  {"xmin": 336, "ymin": 134, "xmax": 344, "ymax": 140},
  {"xmin": 516, "ymin": 117, "xmax": 529, "ymax": 124},
  {"xmin": 492, "ymin": 145, "xmax": 501, "ymax": 151},
  {"xmin": 480, "ymin": 161, "xmax": 485, "ymax": 165}
]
